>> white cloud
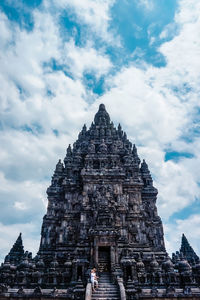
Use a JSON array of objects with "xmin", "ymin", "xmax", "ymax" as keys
[
  {"xmin": 0, "ymin": 11, "xmax": 60, "ymax": 96},
  {"xmin": 175, "ymin": 0, "xmax": 200, "ymax": 24},
  {"xmin": 47, "ymin": 0, "xmax": 119, "ymax": 45},
  {"xmin": 159, "ymin": 0, "xmax": 200, "ymax": 95},
  {"xmin": 0, "ymin": 12, "xmax": 12, "ymax": 46},
  {"xmin": 0, "ymin": 9, "xmax": 96, "ymax": 261},
  {"xmin": 62, "ymin": 39, "xmax": 112, "ymax": 79},
  {"xmin": 1, "ymin": 0, "xmax": 200, "ymax": 260},
  {"xmin": 0, "ymin": 171, "xmax": 46, "ymax": 221},
  {"xmin": 100, "ymin": 65, "xmax": 187, "ymax": 146},
  {"xmin": 164, "ymin": 214, "xmax": 200, "ymax": 255},
  {"xmin": 0, "ymin": 9, "xmax": 111, "ymax": 132},
  {"xmin": 156, "ymin": 160, "xmax": 200, "ymax": 219}
]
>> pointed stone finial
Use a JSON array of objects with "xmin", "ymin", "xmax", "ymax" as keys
[
  {"xmin": 17, "ymin": 232, "xmax": 22, "ymax": 242},
  {"xmin": 123, "ymin": 132, "xmax": 127, "ymax": 140},
  {"xmin": 9, "ymin": 233, "xmax": 24, "ymax": 256},
  {"xmin": 99, "ymin": 103, "xmax": 105, "ymax": 110},
  {"xmin": 118, "ymin": 123, "xmax": 122, "ymax": 131},
  {"xmin": 140, "ymin": 159, "xmax": 154, "ymax": 187},
  {"xmin": 94, "ymin": 103, "xmax": 110, "ymax": 126},
  {"xmin": 82, "ymin": 124, "xmax": 87, "ymax": 134},
  {"xmin": 132, "ymin": 144, "xmax": 141, "ymax": 164},
  {"xmin": 132, "ymin": 144, "xmax": 137, "ymax": 155},
  {"xmin": 140, "ymin": 159, "xmax": 149, "ymax": 173},
  {"xmin": 67, "ymin": 144, "xmax": 72, "ymax": 156},
  {"xmin": 55, "ymin": 159, "xmax": 64, "ymax": 174},
  {"xmin": 117, "ymin": 123, "xmax": 123, "ymax": 137}
]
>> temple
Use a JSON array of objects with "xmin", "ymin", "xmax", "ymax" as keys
[
  {"xmin": 179, "ymin": 234, "xmax": 199, "ymax": 264},
  {"xmin": 0, "ymin": 104, "xmax": 200, "ymax": 299}
]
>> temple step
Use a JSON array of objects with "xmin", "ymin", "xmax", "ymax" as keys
[{"xmin": 91, "ymin": 272, "xmax": 120, "ymax": 300}]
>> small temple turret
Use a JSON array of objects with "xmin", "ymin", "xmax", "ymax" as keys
[
  {"xmin": 7, "ymin": 233, "xmax": 24, "ymax": 265},
  {"xmin": 180, "ymin": 234, "xmax": 199, "ymax": 263},
  {"xmin": 140, "ymin": 159, "xmax": 153, "ymax": 187}
]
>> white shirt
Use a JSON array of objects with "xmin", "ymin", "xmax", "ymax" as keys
[{"xmin": 91, "ymin": 272, "xmax": 96, "ymax": 281}]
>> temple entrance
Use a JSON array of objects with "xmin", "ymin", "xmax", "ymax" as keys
[{"xmin": 98, "ymin": 246, "xmax": 110, "ymax": 272}]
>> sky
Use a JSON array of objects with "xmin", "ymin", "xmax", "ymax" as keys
[{"xmin": 0, "ymin": 0, "xmax": 200, "ymax": 262}]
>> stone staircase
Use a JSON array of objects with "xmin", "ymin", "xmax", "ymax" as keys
[{"xmin": 91, "ymin": 272, "xmax": 120, "ymax": 300}]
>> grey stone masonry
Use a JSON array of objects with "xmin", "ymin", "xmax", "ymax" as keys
[{"xmin": 1, "ymin": 104, "xmax": 200, "ymax": 299}]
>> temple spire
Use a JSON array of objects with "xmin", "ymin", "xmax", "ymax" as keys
[
  {"xmin": 180, "ymin": 233, "xmax": 199, "ymax": 263},
  {"xmin": 141, "ymin": 159, "xmax": 150, "ymax": 174},
  {"xmin": 67, "ymin": 144, "xmax": 72, "ymax": 156},
  {"xmin": 9, "ymin": 233, "xmax": 24, "ymax": 255},
  {"xmin": 55, "ymin": 159, "xmax": 64, "ymax": 174},
  {"xmin": 49, "ymin": 159, "xmax": 64, "ymax": 188},
  {"xmin": 94, "ymin": 103, "xmax": 110, "ymax": 126},
  {"xmin": 7, "ymin": 233, "xmax": 24, "ymax": 265}
]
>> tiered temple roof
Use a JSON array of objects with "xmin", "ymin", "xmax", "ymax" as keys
[{"xmin": 0, "ymin": 104, "xmax": 200, "ymax": 299}]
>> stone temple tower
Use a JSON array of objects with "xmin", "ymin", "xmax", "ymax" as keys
[
  {"xmin": 38, "ymin": 103, "xmax": 166, "ymax": 282},
  {"xmin": 1, "ymin": 104, "xmax": 200, "ymax": 299}
]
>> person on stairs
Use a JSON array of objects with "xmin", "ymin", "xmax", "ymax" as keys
[{"xmin": 91, "ymin": 268, "xmax": 98, "ymax": 291}]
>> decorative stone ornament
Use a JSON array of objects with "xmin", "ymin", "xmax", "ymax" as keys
[{"xmin": 0, "ymin": 104, "xmax": 200, "ymax": 299}]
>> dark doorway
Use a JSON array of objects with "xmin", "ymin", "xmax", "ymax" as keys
[
  {"xmin": 98, "ymin": 246, "xmax": 110, "ymax": 272},
  {"xmin": 77, "ymin": 266, "xmax": 82, "ymax": 280},
  {"xmin": 126, "ymin": 266, "xmax": 132, "ymax": 280}
]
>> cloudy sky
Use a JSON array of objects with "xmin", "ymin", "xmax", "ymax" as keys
[{"xmin": 0, "ymin": 0, "xmax": 200, "ymax": 262}]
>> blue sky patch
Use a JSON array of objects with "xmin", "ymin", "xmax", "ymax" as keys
[
  {"xmin": 43, "ymin": 59, "xmax": 74, "ymax": 81},
  {"xmin": 165, "ymin": 151, "xmax": 194, "ymax": 162},
  {"xmin": 109, "ymin": 0, "xmax": 178, "ymax": 67},
  {"xmin": 20, "ymin": 123, "xmax": 43, "ymax": 135},
  {"xmin": 169, "ymin": 199, "xmax": 200, "ymax": 222},
  {"xmin": 0, "ymin": 0, "xmax": 42, "ymax": 31},
  {"xmin": 53, "ymin": 129, "xmax": 59, "ymax": 136},
  {"xmin": 83, "ymin": 72, "xmax": 105, "ymax": 97},
  {"xmin": 59, "ymin": 11, "xmax": 84, "ymax": 46}
]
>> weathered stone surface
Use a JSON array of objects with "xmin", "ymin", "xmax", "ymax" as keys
[
  {"xmin": 179, "ymin": 234, "xmax": 199, "ymax": 264},
  {"xmin": 0, "ymin": 104, "xmax": 200, "ymax": 299}
]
